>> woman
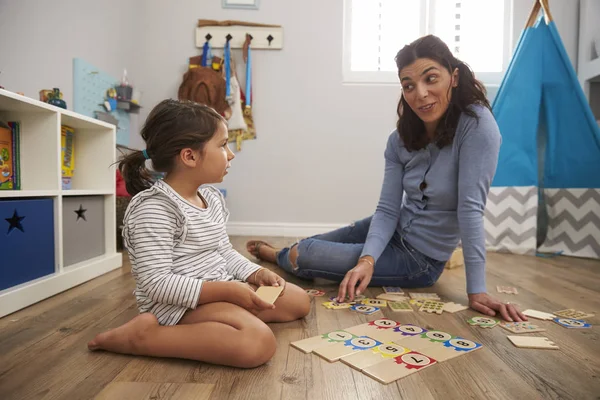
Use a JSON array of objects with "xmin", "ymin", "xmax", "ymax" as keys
[{"xmin": 247, "ymin": 35, "xmax": 525, "ymax": 322}]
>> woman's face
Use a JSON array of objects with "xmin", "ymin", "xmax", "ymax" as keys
[{"xmin": 399, "ymin": 57, "xmax": 458, "ymax": 133}]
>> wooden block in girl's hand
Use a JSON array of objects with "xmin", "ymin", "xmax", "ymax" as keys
[
  {"xmin": 362, "ymin": 351, "xmax": 437, "ymax": 384},
  {"xmin": 255, "ymin": 286, "xmax": 283, "ymax": 304}
]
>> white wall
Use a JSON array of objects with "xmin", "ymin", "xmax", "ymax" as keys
[
  {"xmin": 0, "ymin": 0, "xmax": 143, "ymax": 148},
  {"xmin": 0, "ymin": 0, "xmax": 582, "ymax": 234}
]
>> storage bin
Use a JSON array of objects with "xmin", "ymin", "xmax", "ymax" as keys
[{"xmin": 63, "ymin": 196, "xmax": 105, "ymax": 267}]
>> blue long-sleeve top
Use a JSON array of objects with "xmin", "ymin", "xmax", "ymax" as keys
[{"xmin": 361, "ymin": 104, "xmax": 501, "ymax": 294}]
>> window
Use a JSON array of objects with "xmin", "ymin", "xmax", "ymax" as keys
[{"xmin": 343, "ymin": 0, "xmax": 512, "ymax": 85}]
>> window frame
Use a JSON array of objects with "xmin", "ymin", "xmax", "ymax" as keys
[{"xmin": 342, "ymin": 0, "xmax": 514, "ymax": 86}]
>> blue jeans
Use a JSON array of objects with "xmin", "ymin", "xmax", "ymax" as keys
[{"xmin": 276, "ymin": 216, "xmax": 447, "ymax": 288}]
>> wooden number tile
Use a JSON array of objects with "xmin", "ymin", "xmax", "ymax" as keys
[
  {"xmin": 314, "ymin": 336, "xmax": 382, "ymax": 362},
  {"xmin": 362, "ymin": 352, "xmax": 437, "ymax": 384},
  {"xmin": 553, "ymin": 318, "xmax": 592, "ymax": 329},
  {"xmin": 351, "ymin": 304, "xmax": 381, "ymax": 315},
  {"xmin": 346, "ymin": 319, "xmax": 400, "ymax": 336},
  {"xmin": 507, "ymin": 336, "xmax": 559, "ymax": 350},
  {"xmin": 341, "ymin": 342, "xmax": 410, "ymax": 371},
  {"xmin": 389, "ymin": 301, "xmax": 413, "ymax": 312},
  {"xmin": 290, "ymin": 330, "xmax": 357, "ymax": 353},
  {"xmin": 420, "ymin": 337, "xmax": 483, "ymax": 362},
  {"xmin": 362, "ymin": 299, "xmax": 388, "ymax": 307},
  {"xmin": 305, "ymin": 289, "xmax": 326, "ymax": 296},
  {"xmin": 523, "ymin": 309, "xmax": 556, "ymax": 320},
  {"xmin": 376, "ymin": 293, "xmax": 410, "ymax": 302},
  {"xmin": 419, "ymin": 300, "xmax": 445, "ymax": 314},
  {"xmin": 553, "ymin": 309, "xmax": 595, "ymax": 320},
  {"xmin": 395, "ymin": 330, "xmax": 453, "ymax": 351},
  {"xmin": 500, "ymin": 322, "xmax": 546, "ymax": 334},
  {"xmin": 409, "ymin": 292, "xmax": 440, "ymax": 300}
]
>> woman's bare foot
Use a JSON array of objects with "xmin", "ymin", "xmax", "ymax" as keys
[
  {"xmin": 246, "ymin": 240, "xmax": 278, "ymax": 263},
  {"xmin": 87, "ymin": 313, "xmax": 158, "ymax": 355}
]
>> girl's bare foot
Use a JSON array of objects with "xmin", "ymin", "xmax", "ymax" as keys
[
  {"xmin": 246, "ymin": 240, "xmax": 278, "ymax": 263},
  {"xmin": 87, "ymin": 313, "xmax": 158, "ymax": 355}
]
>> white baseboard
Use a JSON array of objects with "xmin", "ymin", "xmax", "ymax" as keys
[{"xmin": 226, "ymin": 222, "xmax": 346, "ymax": 238}]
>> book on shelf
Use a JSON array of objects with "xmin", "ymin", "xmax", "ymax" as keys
[
  {"xmin": 61, "ymin": 125, "xmax": 75, "ymax": 190},
  {"xmin": 0, "ymin": 120, "xmax": 21, "ymax": 190}
]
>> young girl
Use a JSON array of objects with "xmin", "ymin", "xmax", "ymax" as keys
[{"xmin": 88, "ymin": 99, "xmax": 311, "ymax": 368}]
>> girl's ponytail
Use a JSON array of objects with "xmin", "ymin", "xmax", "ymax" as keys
[{"xmin": 118, "ymin": 150, "xmax": 153, "ymax": 196}]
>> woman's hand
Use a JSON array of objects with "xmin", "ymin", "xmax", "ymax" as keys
[
  {"xmin": 226, "ymin": 282, "xmax": 275, "ymax": 314},
  {"xmin": 249, "ymin": 268, "xmax": 286, "ymax": 296},
  {"xmin": 468, "ymin": 292, "xmax": 527, "ymax": 322},
  {"xmin": 337, "ymin": 258, "xmax": 374, "ymax": 302}
]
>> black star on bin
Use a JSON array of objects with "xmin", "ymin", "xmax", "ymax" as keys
[
  {"xmin": 75, "ymin": 204, "xmax": 87, "ymax": 221},
  {"xmin": 5, "ymin": 209, "xmax": 25, "ymax": 234}
]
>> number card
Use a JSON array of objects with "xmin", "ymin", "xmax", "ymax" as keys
[
  {"xmin": 419, "ymin": 300, "xmax": 445, "ymax": 314},
  {"xmin": 553, "ymin": 318, "xmax": 591, "ymax": 329},
  {"xmin": 362, "ymin": 352, "xmax": 437, "ymax": 384},
  {"xmin": 389, "ymin": 301, "xmax": 413, "ymax": 312},
  {"xmin": 395, "ymin": 330, "xmax": 454, "ymax": 351},
  {"xmin": 341, "ymin": 342, "xmax": 410, "ymax": 371},
  {"xmin": 351, "ymin": 304, "xmax": 380, "ymax": 315},
  {"xmin": 383, "ymin": 286, "xmax": 404, "ymax": 294},
  {"xmin": 314, "ymin": 336, "xmax": 382, "ymax": 362},
  {"xmin": 467, "ymin": 316, "xmax": 499, "ymax": 328},
  {"xmin": 499, "ymin": 322, "xmax": 546, "ymax": 334},
  {"xmin": 305, "ymin": 289, "xmax": 326, "ymax": 297},
  {"xmin": 362, "ymin": 299, "xmax": 387, "ymax": 307},
  {"xmin": 290, "ymin": 330, "xmax": 357, "ymax": 353},
  {"xmin": 420, "ymin": 337, "xmax": 482, "ymax": 361},
  {"xmin": 322, "ymin": 301, "xmax": 353, "ymax": 310},
  {"xmin": 553, "ymin": 309, "xmax": 595, "ymax": 320}
]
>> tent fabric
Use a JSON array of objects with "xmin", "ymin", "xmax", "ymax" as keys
[{"xmin": 484, "ymin": 16, "xmax": 600, "ymax": 259}]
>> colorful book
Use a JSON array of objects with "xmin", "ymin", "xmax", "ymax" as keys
[
  {"xmin": 61, "ymin": 125, "xmax": 75, "ymax": 189},
  {"xmin": 9, "ymin": 121, "xmax": 21, "ymax": 189},
  {"xmin": 0, "ymin": 121, "xmax": 14, "ymax": 189}
]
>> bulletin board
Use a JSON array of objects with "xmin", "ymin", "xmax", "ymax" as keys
[{"xmin": 73, "ymin": 58, "xmax": 130, "ymax": 146}]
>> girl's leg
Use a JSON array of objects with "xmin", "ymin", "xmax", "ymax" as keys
[{"xmin": 88, "ymin": 303, "xmax": 278, "ymax": 369}]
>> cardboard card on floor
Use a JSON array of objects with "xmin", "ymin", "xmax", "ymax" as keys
[
  {"xmin": 322, "ymin": 301, "xmax": 353, "ymax": 309},
  {"xmin": 305, "ymin": 289, "xmax": 326, "ymax": 297},
  {"xmin": 362, "ymin": 299, "xmax": 387, "ymax": 307},
  {"xmin": 496, "ymin": 285, "xmax": 518, "ymax": 294},
  {"xmin": 389, "ymin": 301, "xmax": 413, "ymax": 312},
  {"xmin": 376, "ymin": 293, "xmax": 410, "ymax": 302},
  {"xmin": 419, "ymin": 300, "xmax": 445, "ymax": 314},
  {"xmin": 554, "ymin": 309, "xmax": 595, "ymax": 320},
  {"xmin": 255, "ymin": 286, "xmax": 284, "ymax": 304},
  {"xmin": 314, "ymin": 336, "xmax": 382, "ymax": 362},
  {"xmin": 443, "ymin": 302, "xmax": 469, "ymax": 313},
  {"xmin": 523, "ymin": 309, "xmax": 556, "ymax": 320},
  {"xmin": 290, "ymin": 330, "xmax": 358, "ymax": 353},
  {"xmin": 351, "ymin": 304, "xmax": 380, "ymax": 315},
  {"xmin": 409, "ymin": 292, "xmax": 440, "ymax": 300},
  {"xmin": 507, "ymin": 336, "xmax": 559, "ymax": 350},
  {"xmin": 500, "ymin": 322, "xmax": 546, "ymax": 334},
  {"xmin": 362, "ymin": 351, "xmax": 437, "ymax": 384},
  {"xmin": 383, "ymin": 286, "xmax": 404, "ymax": 294},
  {"xmin": 341, "ymin": 342, "xmax": 411, "ymax": 371},
  {"xmin": 419, "ymin": 337, "xmax": 483, "ymax": 362},
  {"xmin": 553, "ymin": 318, "xmax": 591, "ymax": 329},
  {"xmin": 394, "ymin": 330, "xmax": 455, "ymax": 351}
]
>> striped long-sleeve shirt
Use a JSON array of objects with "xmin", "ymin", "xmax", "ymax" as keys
[{"xmin": 122, "ymin": 179, "xmax": 261, "ymax": 326}]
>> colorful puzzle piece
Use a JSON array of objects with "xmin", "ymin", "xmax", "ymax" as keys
[
  {"xmin": 322, "ymin": 301, "xmax": 353, "ymax": 309},
  {"xmin": 389, "ymin": 301, "xmax": 413, "ymax": 312},
  {"xmin": 291, "ymin": 330, "xmax": 357, "ymax": 353},
  {"xmin": 419, "ymin": 300, "xmax": 445, "ymax": 314},
  {"xmin": 467, "ymin": 316, "xmax": 499, "ymax": 328},
  {"xmin": 314, "ymin": 336, "xmax": 382, "ymax": 362},
  {"xmin": 409, "ymin": 299, "xmax": 425, "ymax": 307},
  {"xmin": 341, "ymin": 342, "xmax": 410, "ymax": 371},
  {"xmin": 553, "ymin": 309, "xmax": 595, "ymax": 320},
  {"xmin": 346, "ymin": 319, "xmax": 403, "ymax": 342},
  {"xmin": 395, "ymin": 330, "xmax": 455, "ymax": 351},
  {"xmin": 420, "ymin": 337, "xmax": 482, "ymax": 361},
  {"xmin": 552, "ymin": 318, "xmax": 591, "ymax": 329},
  {"xmin": 383, "ymin": 286, "xmax": 404, "ymax": 294},
  {"xmin": 351, "ymin": 304, "xmax": 380, "ymax": 315},
  {"xmin": 443, "ymin": 302, "xmax": 469, "ymax": 313},
  {"xmin": 362, "ymin": 352, "xmax": 437, "ymax": 384},
  {"xmin": 328, "ymin": 295, "xmax": 365, "ymax": 304},
  {"xmin": 362, "ymin": 298, "xmax": 387, "ymax": 307},
  {"xmin": 305, "ymin": 289, "xmax": 326, "ymax": 296},
  {"xmin": 500, "ymin": 322, "xmax": 546, "ymax": 334}
]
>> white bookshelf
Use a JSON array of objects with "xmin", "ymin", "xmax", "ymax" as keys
[
  {"xmin": 0, "ymin": 88, "xmax": 122, "ymax": 318},
  {"xmin": 577, "ymin": 0, "xmax": 600, "ymax": 121}
]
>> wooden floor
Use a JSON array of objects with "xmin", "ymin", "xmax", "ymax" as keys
[{"xmin": 1, "ymin": 236, "xmax": 599, "ymax": 400}]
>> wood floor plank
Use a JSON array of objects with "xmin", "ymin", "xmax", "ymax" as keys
[
  {"xmin": 94, "ymin": 382, "xmax": 214, "ymax": 400},
  {"xmin": 0, "ymin": 238, "xmax": 598, "ymax": 400}
]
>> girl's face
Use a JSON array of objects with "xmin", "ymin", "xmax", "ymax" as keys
[
  {"xmin": 196, "ymin": 122, "xmax": 234, "ymax": 184},
  {"xmin": 399, "ymin": 57, "xmax": 458, "ymax": 133}
]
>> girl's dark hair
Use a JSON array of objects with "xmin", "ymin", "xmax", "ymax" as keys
[
  {"xmin": 395, "ymin": 35, "xmax": 491, "ymax": 151},
  {"xmin": 119, "ymin": 99, "xmax": 226, "ymax": 196}
]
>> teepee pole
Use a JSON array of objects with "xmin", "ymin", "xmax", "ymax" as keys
[{"xmin": 525, "ymin": 0, "xmax": 553, "ymax": 28}]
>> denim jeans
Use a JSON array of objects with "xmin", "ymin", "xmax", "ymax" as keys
[{"xmin": 276, "ymin": 216, "xmax": 447, "ymax": 288}]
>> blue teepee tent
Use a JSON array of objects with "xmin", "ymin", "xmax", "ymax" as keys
[{"xmin": 484, "ymin": 0, "xmax": 600, "ymax": 259}]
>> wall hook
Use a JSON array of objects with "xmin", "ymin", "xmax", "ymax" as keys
[
  {"xmin": 205, "ymin": 33, "xmax": 212, "ymax": 41},
  {"xmin": 267, "ymin": 34, "xmax": 274, "ymax": 46},
  {"xmin": 226, "ymin": 34, "xmax": 233, "ymax": 42}
]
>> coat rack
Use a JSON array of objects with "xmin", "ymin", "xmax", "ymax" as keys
[{"xmin": 196, "ymin": 24, "xmax": 283, "ymax": 50}]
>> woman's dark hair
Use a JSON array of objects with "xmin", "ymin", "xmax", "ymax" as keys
[
  {"xmin": 395, "ymin": 34, "xmax": 491, "ymax": 151},
  {"xmin": 119, "ymin": 99, "xmax": 226, "ymax": 196}
]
